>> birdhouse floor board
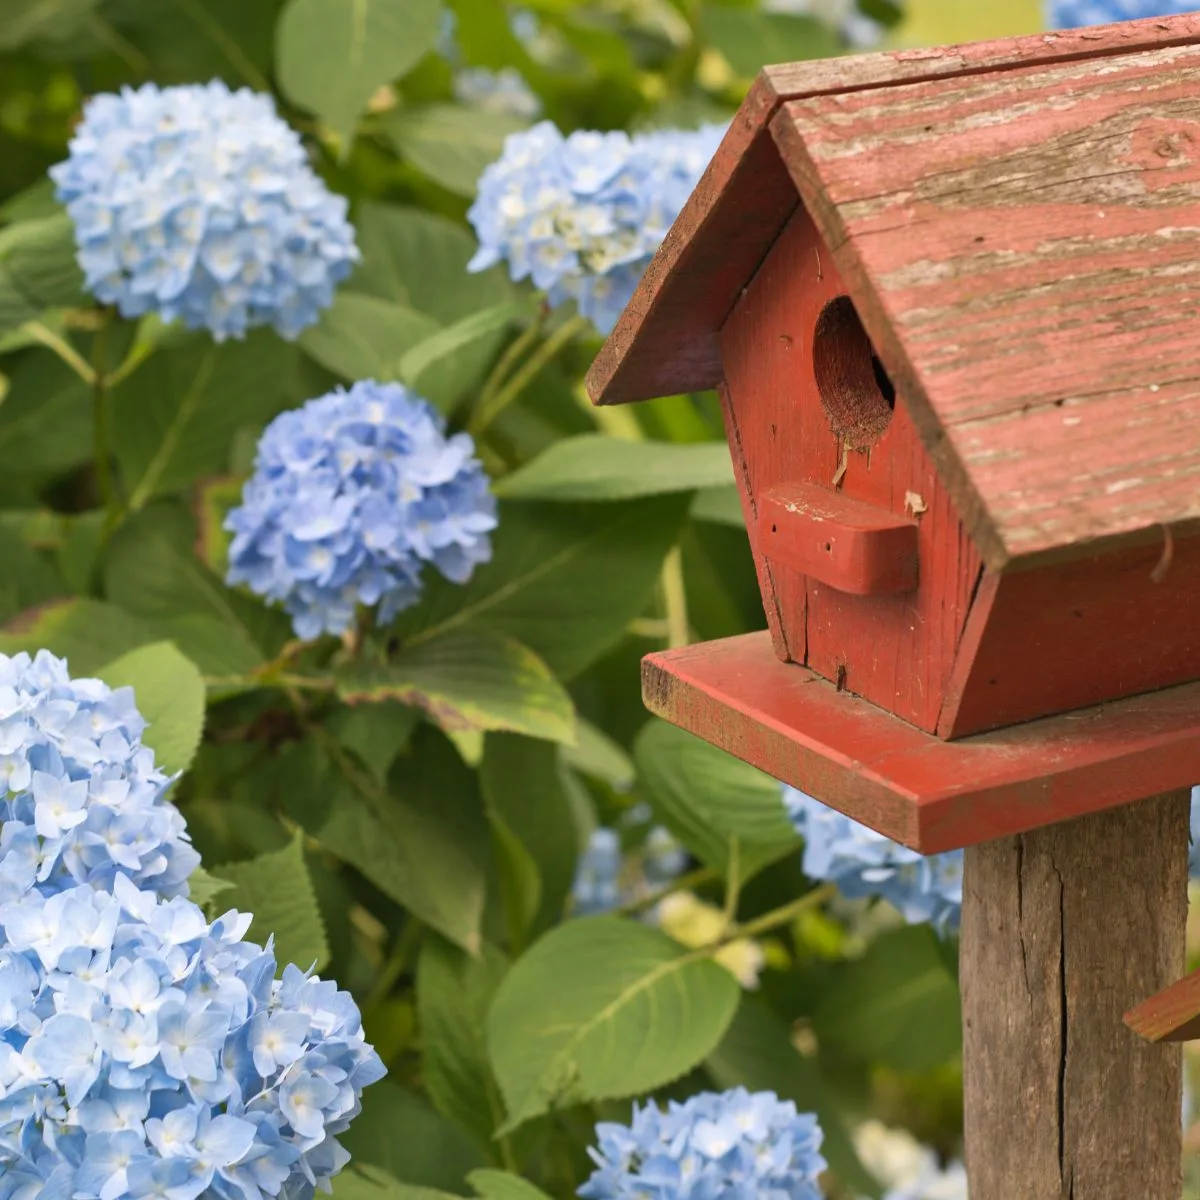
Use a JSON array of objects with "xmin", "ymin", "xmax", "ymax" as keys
[
  {"xmin": 642, "ymin": 632, "xmax": 1200, "ymax": 853},
  {"xmin": 1125, "ymin": 966, "xmax": 1200, "ymax": 1043}
]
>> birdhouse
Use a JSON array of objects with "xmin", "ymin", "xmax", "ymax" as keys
[{"xmin": 588, "ymin": 12, "xmax": 1200, "ymax": 855}]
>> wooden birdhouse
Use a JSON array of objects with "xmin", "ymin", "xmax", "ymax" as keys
[{"xmin": 590, "ymin": 13, "xmax": 1200, "ymax": 1199}]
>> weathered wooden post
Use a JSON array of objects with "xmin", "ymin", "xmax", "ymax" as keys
[{"xmin": 586, "ymin": 11, "xmax": 1200, "ymax": 1198}]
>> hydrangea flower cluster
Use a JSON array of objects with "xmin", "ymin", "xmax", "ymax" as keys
[
  {"xmin": 453, "ymin": 68, "xmax": 542, "ymax": 119},
  {"xmin": 0, "ymin": 650, "xmax": 198, "ymax": 905},
  {"xmin": 784, "ymin": 787, "xmax": 963, "ymax": 936},
  {"xmin": 0, "ymin": 874, "xmax": 385, "ymax": 1200},
  {"xmin": 570, "ymin": 826, "xmax": 687, "ymax": 916},
  {"xmin": 50, "ymin": 81, "xmax": 358, "ymax": 341},
  {"xmin": 1189, "ymin": 786, "xmax": 1200, "ymax": 879},
  {"xmin": 225, "ymin": 381, "xmax": 497, "ymax": 641},
  {"xmin": 468, "ymin": 121, "xmax": 726, "ymax": 334},
  {"xmin": 1047, "ymin": 0, "xmax": 1198, "ymax": 26},
  {"xmin": 854, "ymin": 1121, "xmax": 967, "ymax": 1200},
  {"xmin": 579, "ymin": 1088, "xmax": 826, "ymax": 1200}
]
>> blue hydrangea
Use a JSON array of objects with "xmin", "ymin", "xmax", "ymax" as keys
[
  {"xmin": 0, "ymin": 650, "xmax": 198, "ymax": 905},
  {"xmin": 579, "ymin": 1088, "xmax": 827, "ymax": 1200},
  {"xmin": 783, "ymin": 787, "xmax": 963, "ymax": 936},
  {"xmin": 882, "ymin": 1160, "xmax": 968, "ymax": 1200},
  {"xmin": 50, "ymin": 81, "xmax": 359, "ymax": 341},
  {"xmin": 570, "ymin": 826, "xmax": 687, "ymax": 916},
  {"xmin": 1047, "ymin": 0, "xmax": 1198, "ymax": 25},
  {"xmin": 453, "ymin": 68, "xmax": 542, "ymax": 119},
  {"xmin": 0, "ymin": 874, "xmax": 385, "ymax": 1200},
  {"xmin": 467, "ymin": 121, "xmax": 726, "ymax": 334},
  {"xmin": 225, "ymin": 381, "xmax": 497, "ymax": 641},
  {"xmin": 1190, "ymin": 786, "xmax": 1200, "ymax": 879}
]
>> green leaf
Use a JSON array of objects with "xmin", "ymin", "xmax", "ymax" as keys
[
  {"xmin": 633, "ymin": 719, "xmax": 800, "ymax": 880},
  {"xmin": 691, "ymin": 484, "xmax": 744, "ymax": 528},
  {"xmin": 561, "ymin": 718, "xmax": 634, "ymax": 791},
  {"xmin": 699, "ymin": 8, "xmax": 843, "ymax": 78},
  {"xmin": 417, "ymin": 936, "xmax": 510, "ymax": 1148},
  {"xmin": 384, "ymin": 105, "xmax": 528, "ymax": 196},
  {"xmin": 811, "ymin": 925, "xmax": 962, "ymax": 1073},
  {"xmin": 468, "ymin": 1172, "xmax": 552, "ymax": 1200},
  {"xmin": 0, "ymin": 598, "xmax": 158, "ymax": 676},
  {"xmin": 0, "ymin": 214, "xmax": 85, "ymax": 330},
  {"xmin": 336, "ymin": 629, "xmax": 576, "ymax": 746},
  {"xmin": 187, "ymin": 866, "xmax": 235, "ymax": 916},
  {"xmin": 488, "ymin": 810, "xmax": 541, "ymax": 951},
  {"xmin": 395, "ymin": 496, "xmax": 690, "ymax": 679},
  {"xmin": 341, "ymin": 1082, "xmax": 486, "ymax": 1190},
  {"xmin": 97, "ymin": 641, "xmax": 206, "ymax": 775},
  {"xmin": 276, "ymin": 0, "xmax": 443, "ymax": 144},
  {"xmin": 349, "ymin": 203, "xmax": 512, "ymax": 324},
  {"xmin": 481, "ymin": 735, "xmax": 582, "ymax": 934},
  {"xmin": 329, "ymin": 1164, "xmax": 460, "ymax": 1200},
  {"xmin": 496, "ymin": 436, "xmax": 734, "ymax": 502},
  {"xmin": 706, "ymin": 1000, "xmax": 880, "ymax": 1198},
  {"xmin": 0, "ymin": 1, "xmax": 95, "ymax": 50},
  {"xmin": 194, "ymin": 477, "xmax": 245, "ymax": 578},
  {"xmin": 329, "ymin": 702, "xmax": 420, "ymax": 783},
  {"xmin": 487, "ymin": 916, "xmax": 740, "ymax": 1131},
  {"xmin": 298, "ymin": 292, "xmax": 439, "ymax": 382},
  {"xmin": 212, "ymin": 831, "xmax": 330, "ymax": 971},
  {"xmin": 0, "ymin": 352, "xmax": 92, "ymax": 473},
  {"xmin": 112, "ymin": 332, "xmax": 299, "ymax": 509},
  {"xmin": 0, "ymin": 525, "xmax": 65, "ymax": 624}
]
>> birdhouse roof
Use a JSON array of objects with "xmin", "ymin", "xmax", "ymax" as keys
[{"xmin": 587, "ymin": 13, "xmax": 1200, "ymax": 570}]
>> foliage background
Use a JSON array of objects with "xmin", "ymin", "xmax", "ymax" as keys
[{"xmin": 0, "ymin": 1, "xmax": 1191, "ymax": 1198}]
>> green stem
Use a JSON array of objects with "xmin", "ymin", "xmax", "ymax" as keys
[
  {"xmin": 721, "ymin": 838, "xmax": 741, "ymax": 930},
  {"xmin": 21, "ymin": 321, "xmax": 96, "ymax": 386},
  {"xmin": 661, "ymin": 546, "xmax": 690, "ymax": 648},
  {"xmin": 362, "ymin": 917, "xmax": 424, "ymax": 1018},
  {"xmin": 475, "ymin": 312, "xmax": 544, "ymax": 416},
  {"xmin": 618, "ymin": 865, "xmax": 720, "ymax": 916},
  {"xmin": 726, "ymin": 883, "xmax": 837, "ymax": 944},
  {"xmin": 91, "ymin": 319, "xmax": 119, "ymax": 523},
  {"xmin": 468, "ymin": 314, "xmax": 589, "ymax": 439}
]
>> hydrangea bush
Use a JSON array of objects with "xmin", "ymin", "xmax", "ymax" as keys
[
  {"xmin": 1047, "ymin": 0, "xmax": 1199, "ymax": 26},
  {"xmin": 7, "ymin": 0, "xmax": 1193, "ymax": 1198}
]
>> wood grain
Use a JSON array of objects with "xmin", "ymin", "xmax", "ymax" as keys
[
  {"xmin": 771, "ymin": 41, "xmax": 1200, "ymax": 568},
  {"xmin": 586, "ymin": 12, "xmax": 1200, "ymax": 408},
  {"xmin": 1126, "ymin": 966, "xmax": 1200, "ymax": 1043},
  {"xmin": 642, "ymin": 632, "xmax": 1200, "ymax": 853},
  {"xmin": 962, "ymin": 793, "xmax": 1187, "ymax": 1199},
  {"xmin": 720, "ymin": 207, "xmax": 979, "ymax": 731}
]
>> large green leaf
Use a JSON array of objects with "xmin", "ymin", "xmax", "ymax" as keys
[
  {"xmin": 487, "ymin": 916, "xmax": 740, "ymax": 1132},
  {"xmin": 396, "ymin": 496, "xmax": 690, "ymax": 679},
  {"xmin": 811, "ymin": 925, "xmax": 962, "ymax": 1073},
  {"xmin": 634, "ymin": 719, "xmax": 800, "ymax": 880},
  {"xmin": 298, "ymin": 292, "xmax": 439, "ymax": 382},
  {"xmin": 329, "ymin": 1165, "xmax": 459, "ymax": 1200},
  {"xmin": 0, "ymin": 214, "xmax": 85, "ymax": 331},
  {"xmin": 706, "ymin": 1000, "xmax": 879, "ymax": 1198},
  {"xmin": 338, "ymin": 630, "xmax": 575, "ymax": 745},
  {"xmin": 276, "ymin": 0, "xmax": 443, "ymax": 144},
  {"xmin": 384, "ymin": 105, "xmax": 528, "ymax": 196},
  {"xmin": 417, "ymin": 936, "xmax": 510, "ymax": 1148},
  {"xmin": 699, "ymin": 8, "xmax": 842, "ymax": 77},
  {"xmin": 0, "ymin": 0, "xmax": 99, "ymax": 50},
  {"xmin": 0, "ymin": 598, "xmax": 158, "ymax": 676},
  {"xmin": 0, "ymin": 353, "xmax": 92, "ymax": 474},
  {"xmin": 328, "ymin": 702, "xmax": 419, "ymax": 784},
  {"xmin": 97, "ymin": 641, "xmax": 206, "ymax": 774},
  {"xmin": 211, "ymin": 831, "xmax": 330, "ymax": 971},
  {"xmin": 468, "ymin": 1173, "xmax": 552, "ymax": 1200},
  {"xmin": 112, "ymin": 331, "xmax": 299, "ymax": 509},
  {"xmin": 341, "ymin": 1082, "xmax": 486, "ymax": 1190},
  {"xmin": 690, "ymin": 484, "xmax": 744, "ymax": 528},
  {"xmin": 496, "ymin": 436, "xmax": 734, "ymax": 502},
  {"xmin": 0, "ymin": 526, "xmax": 66, "ymax": 625}
]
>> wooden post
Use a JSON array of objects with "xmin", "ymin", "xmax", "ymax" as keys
[{"xmin": 961, "ymin": 791, "xmax": 1190, "ymax": 1199}]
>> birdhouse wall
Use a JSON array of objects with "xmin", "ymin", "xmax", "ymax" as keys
[{"xmin": 718, "ymin": 203, "xmax": 982, "ymax": 734}]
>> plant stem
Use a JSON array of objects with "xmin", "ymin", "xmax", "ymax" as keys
[
  {"xmin": 661, "ymin": 546, "xmax": 690, "ymax": 648},
  {"xmin": 91, "ymin": 318, "xmax": 119, "ymax": 523},
  {"xmin": 725, "ymin": 883, "xmax": 837, "ymax": 944},
  {"xmin": 721, "ymin": 839, "xmax": 741, "ymax": 930},
  {"xmin": 475, "ymin": 311, "xmax": 544, "ymax": 417},
  {"xmin": 362, "ymin": 917, "xmax": 424, "ymax": 1018},
  {"xmin": 618, "ymin": 865, "xmax": 720, "ymax": 916},
  {"xmin": 468, "ymin": 314, "xmax": 589, "ymax": 439},
  {"xmin": 21, "ymin": 321, "xmax": 96, "ymax": 386}
]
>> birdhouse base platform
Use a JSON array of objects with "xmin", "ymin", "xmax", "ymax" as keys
[{"xmin": 642, "ymin": 632, "xmax": 1200, "ymax": 854}]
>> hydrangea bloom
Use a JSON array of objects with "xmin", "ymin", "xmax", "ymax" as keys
[
  {"xmin": 570, "ymin": 826, "xmax": 687, "ymax": 916},
  {"xmin": 225, "ymin": 381, "xmax": 497, "ymax": 640},
  {"xmin": 0, "ymin": 650, "xmax": 198, "ymax": 905},
  {"xmin": 1047, "ymin": 0, "xmax": 1198, "ymax": 26},
  {"xmin": 854, "ymin": 1121, "xmax": 967, "ymax": 1200},
  {"xmin": 453, "ymin": 68, "xmax": 541, "ymax": 119},
  {"xmin": 579, "ymin": 1088, "xmax": 826, "ymax": 1200},
  {"xmin": 50, "ymin": 81, "xmax": 358, "ymax": 340},
  {"xmin": 784, "ymin": 787, "xmax": 963, "ymax": 936},
  {"xmin": 0, "ymin": 874, "xmax": 385, "ymax": 1200},
  {"xmin": 1189, "ymin": 786, "xmax": 1200, "ymax": 879},
  {"xmin": 468, "ymin": 121, "xmax": 726, "ymax": 334}
]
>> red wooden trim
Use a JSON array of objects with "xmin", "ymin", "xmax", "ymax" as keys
[
  {"xmin": 586, "ymin": 13, "xmax": 1200, "ymax": 408},
  {"xmin": 643, "ymin": 632, "xmax": 1200, "ymax": 853},
  {"xmin": 1124, "ymin": 969, "xmax": 1200, "ymax": 1043},
  {"xmin": 759, "ymin": 483, "xmax": 918, "ymax": 595},
  {"xmin": 937, "ymin": 568, "xmax": 1000, "ymax": 738}
]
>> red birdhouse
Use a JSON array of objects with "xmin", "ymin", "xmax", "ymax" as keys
[{"xmin": 588, "ymin": 13, "xmax": 1200, "ymax": 856}]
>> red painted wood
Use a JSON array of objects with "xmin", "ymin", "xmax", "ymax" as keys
[
  {"xmin": 720, "ymin": 206, "xmax": 981, "ymax": 732},
  {"xmin": 587, "ymin": 13, "xmax": 1200, "ymax": 408},
  {"xmin": 759, "ymin": 483, "xmax": 918, "ymax": 595},
  {"xmin": 771, "ymin": 43, "xmax": 1200, "ymax": 568},
  {"xmin": 941, "ymin": 531, "xmax": 1200, "ymax": 737},
  {"xmin": 642, "ymin": 631, "xmax": 1200, "ymax": 853},
  {"xmin": 1125, "ymin": 968, "xmax": 1200, "ymax": 1043}
]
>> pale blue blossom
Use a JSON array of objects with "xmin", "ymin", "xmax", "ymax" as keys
[
  {"xmin": 225, "ymin": 380, "xmax": 497, "ymax": 640},
  {"xmin": 0, "ymin": 650, "xmax": 198, "ymax": 903},
  {"xmin": 468, "ymin": 121, "xmax": 726, "ymax": 333},
  {"xmin": 1048, "ymin": 0, "xmax": 1198, "ymax": 25},
  {"xmin": 454, "ymin": 68, "xmax": 541, "ymax": 119},
  {"xmin": 570, "ymin": 826, "xmax": 687, "ymax": 916},
  {"xmin": 784, "ymin": 786, "xmax": 963, "ymax": 936},
  {"xmin": 50, "ymin": 81, "xmax": 358, "ymax": 340},
  {"xmin": 0, "ymin": 875, "xmax": 384, "ymax": 1200},
  {"xmin": 579, "ymin": 1088, "xmax": 826, "ymax": 1200}
]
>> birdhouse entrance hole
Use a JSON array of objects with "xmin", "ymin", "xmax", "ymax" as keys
[{"xmin": 812, "ymin": 295, "xmax": 895, "ymax": 447}]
